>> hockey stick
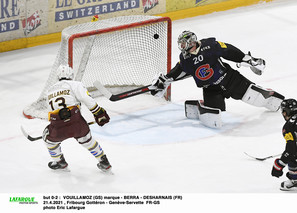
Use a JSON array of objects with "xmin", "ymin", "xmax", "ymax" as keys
[
  {"xmin": 75, "ymin": 36, "xmax": 95, "ymax": 81},
  {"xmin": 244, "ymin": 152, "xmax": 281, "ymax": 161},
  {"xmin": 21, "ymin": 121, "xmax": 96, "ymax": 142},
  {"xmin": 93, "ymin": 75, "xmax": 190, "ymax": 102},
  {"xmin": 21, "ymin": 126, "xmax": 42, "ymax": 141},
  {"xmin": 93, "ymin": 81, "xmax": 150, "ymax": 101}
]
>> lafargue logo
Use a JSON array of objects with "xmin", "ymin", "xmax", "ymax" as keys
[
  {"xmin": 142, "ymin": 0, "xmax": 158, "ymax": 13},
  {"xmin": 195, "ymin": 64, "xmax": 214, "ymax": 81},
  {"xmin": 9, "ymin": 196, "xmax": 38, "ymax": 204}
]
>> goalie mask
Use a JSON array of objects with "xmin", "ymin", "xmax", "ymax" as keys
[
  {"xmin": 281, "ymin": 99, "xmax": 297, "ymax": 120},
  {"xmin": 57, "ymin": 64, "xmax": 74, "ymax": 80},
  {"xmin": 178, "ymin": 30, "xmax": 198, "ymax": 59}
]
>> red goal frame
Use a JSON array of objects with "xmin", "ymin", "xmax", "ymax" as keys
[{"xmin": 67, "ymin": 16, "xmax": 172, "ymax": 100}]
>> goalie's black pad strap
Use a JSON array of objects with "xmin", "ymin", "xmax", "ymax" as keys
[
  {"xmin": 197, "ymin": 101, "xmax": 220, "ymax": 115},
  {"xmin": 251, "ymin": 85, "xmax": 285, "ymax": 100},
  {"xmin": 185, "ymin": 100, "xmax": 220, "ymax": 115},
  {"xmin": 185, "ymin": 100, "xmax": 199, "ymax": 105}
]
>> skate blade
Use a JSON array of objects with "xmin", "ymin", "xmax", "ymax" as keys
[
  {"xmin": 103, "ymin": 170, "xmax": 114, "ymax": 175},
  {"xmin": 97, "ymin": 164, "xmax": 113, "ymax": 175},
  {"xmin": 105, "ymin": 169, "xmax": 114, "ymax": 175},
  {"xmin": 98, "ymin": 167, "xmax": 114, "ymax": 175},
  {"xmin": 280, "ymin": 187, "xmax": 297, "ymax": 191},
  {"xmin": 51, "ymin": 167, "xmax": 71, "ymax": 172},
  {"xmin": 99, "ymin": 167, "xmax": 114, "ymax": 175}
]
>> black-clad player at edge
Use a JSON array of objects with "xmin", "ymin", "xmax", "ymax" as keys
[
  {"xmin": 271, "ymin": 99, "xmax": 297, "ymax": 191},
  {"xmin": 149, "ymin": 31, "xmax": 285, "ymax": 128}
]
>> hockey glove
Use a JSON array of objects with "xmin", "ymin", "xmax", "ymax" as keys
[
  {"xmin": 271, "ymin": 158, "xmax": 286, "ymax": 178},
  {"xmin": 93, "ymin": 107, "xmax": 110, "ymax": 127},
  {"xmin": 148, "ymin": 73, "xmax": 173, "ymax": 98},
  {"xmin": 237, "ymin": 51, "xmax": 265, "ymax": 75}
]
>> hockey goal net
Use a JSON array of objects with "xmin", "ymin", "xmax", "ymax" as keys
[{"xmin": 23, "ymin": 15, "xmax": 172, "ymax": 119}]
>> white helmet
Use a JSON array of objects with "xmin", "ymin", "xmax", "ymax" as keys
[
  {"xmin": 177, "ymin": 31, "xmax": 198, "ymax": 59},
  {"xmin": 57, "ymin": 64, "xmax": 74, "ymax": 80}
]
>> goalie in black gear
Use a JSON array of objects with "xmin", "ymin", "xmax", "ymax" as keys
[
  {"xmin": 271, "ymin": 99, "xmax": 297, "ymax": 191},
  {"xmin": 149, "ymin": 30, "xmax": 284, "ymax": 128}
]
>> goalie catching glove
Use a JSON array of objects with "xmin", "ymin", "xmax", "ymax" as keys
[
  {"xmin": 148, "ymin": 73, "xmax": 173, "ymax": 97},
  {"xmin": 91, "ymin": 104, "xmax": 110, "ymax": 126},
  {"xmin": 237, "ymin": 51, "xmax": 265, "ymax": 75}
]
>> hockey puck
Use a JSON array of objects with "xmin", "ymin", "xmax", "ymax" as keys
[{"xmin": 153, "ymin": 34, "xmax": 159, "ymax": 39}]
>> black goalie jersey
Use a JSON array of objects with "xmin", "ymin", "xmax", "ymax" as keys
[{"xmin": 168, "ymin": 37, "xmax": 245, "ymax": 88}]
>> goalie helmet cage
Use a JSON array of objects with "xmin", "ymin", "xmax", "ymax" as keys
[{"xmin": 23, "ymin": 15, "xmax": 172, "ymax": 119}]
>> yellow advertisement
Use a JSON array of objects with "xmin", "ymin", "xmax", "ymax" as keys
[
  {"xmin": 0, "ymin": 0, "xmax": 274, "ymax": 52},
  {"xmin": 0, "ymin": 0, "xmax": 48, "ymax": 42},
  {"xmin": 166, "ymin": 0, "xmax": 229, "ymax": 13}
]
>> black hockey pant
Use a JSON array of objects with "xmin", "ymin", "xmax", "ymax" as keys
[{"xmin": 203, "ymin": 69, "xmax": 253, "ymax": 111}]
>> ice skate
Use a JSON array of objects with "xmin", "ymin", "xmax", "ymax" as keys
[
  {"xmin": 280, "ymin": 179, "xmax": 297, "ymax": 191},
  {"xmin": 97, "ymin": 154, "xmax": 112, "ymax": 173},
  {"xmin": 48, "ymin": 155, "xmax": 69, "ymax": 171}
]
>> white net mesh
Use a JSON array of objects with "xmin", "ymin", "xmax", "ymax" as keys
[{"xmin": 23, "ymin": 15, "xmax": 171, "ymax": 119}]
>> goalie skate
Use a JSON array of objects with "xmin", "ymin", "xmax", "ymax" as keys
[{"xmin": 280, "ymin": 179, "xmax": 297, "ymax": 191}]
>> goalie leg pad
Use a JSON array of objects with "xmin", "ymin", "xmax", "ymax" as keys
[
  {"xmin": 185, "ymin": 100, "xmax": 222, "ymax": 128},
  {"xmin": 185, "ymin": 100, "xmax": 200, "ymax": 119},
  {"xmin": 242, "ymin": 84, "xmax": 284, "ymax": 111}
]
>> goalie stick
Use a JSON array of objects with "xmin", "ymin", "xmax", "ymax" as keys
[
  {"xmin": 244, "ymin": 152, "xmax": 281, "ymax": 161},
  {"xmin": 93, "ymin": 75, "xmax": 190, "ymax": 101},
  {"xmin": 21, "ymin": 121, "xmax": 95, "ymax": 142},
  {"xmin": 94, "ymin": 80, "xmax": 150, "ymax": 101}
]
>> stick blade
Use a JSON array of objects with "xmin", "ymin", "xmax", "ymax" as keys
[
  {"xmin": 244, "ymin": 152, "xmax": 266, "ymax": 161},
  {"xmin": 20, "ymin": 126, "xmax": 42, "ymax": 141},
  {"xmin": 244, "ymin": 152, "xmax": 280, "ymax": 161},
  {"xmin": 20, "ymin": 126, "xmax": 29, "ymax": 138}
]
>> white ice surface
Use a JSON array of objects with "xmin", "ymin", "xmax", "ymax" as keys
[{"xmin": 1, "ymin": 0, "xmax": 297, "ymax": 212}]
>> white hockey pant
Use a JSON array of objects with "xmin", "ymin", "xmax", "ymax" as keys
[
  {"xmin": 77, "ymin": 131, "xmax": 104, "ymax": 160},
  {"xmin": 241, "ymin": 84, "xmax": 283, "ymax": 111},
  {"xmin": 42, "ymin": 127, "xmax": 63, "ymax": 161},
  {"xmin": 185, "ymin": 100, "xmax": 222, "ymax": 128}
]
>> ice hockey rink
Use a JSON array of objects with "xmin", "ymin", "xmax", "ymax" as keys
[{"xmin": 1, "ymin": 0, "xmax": 297, "ymax": 212}]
